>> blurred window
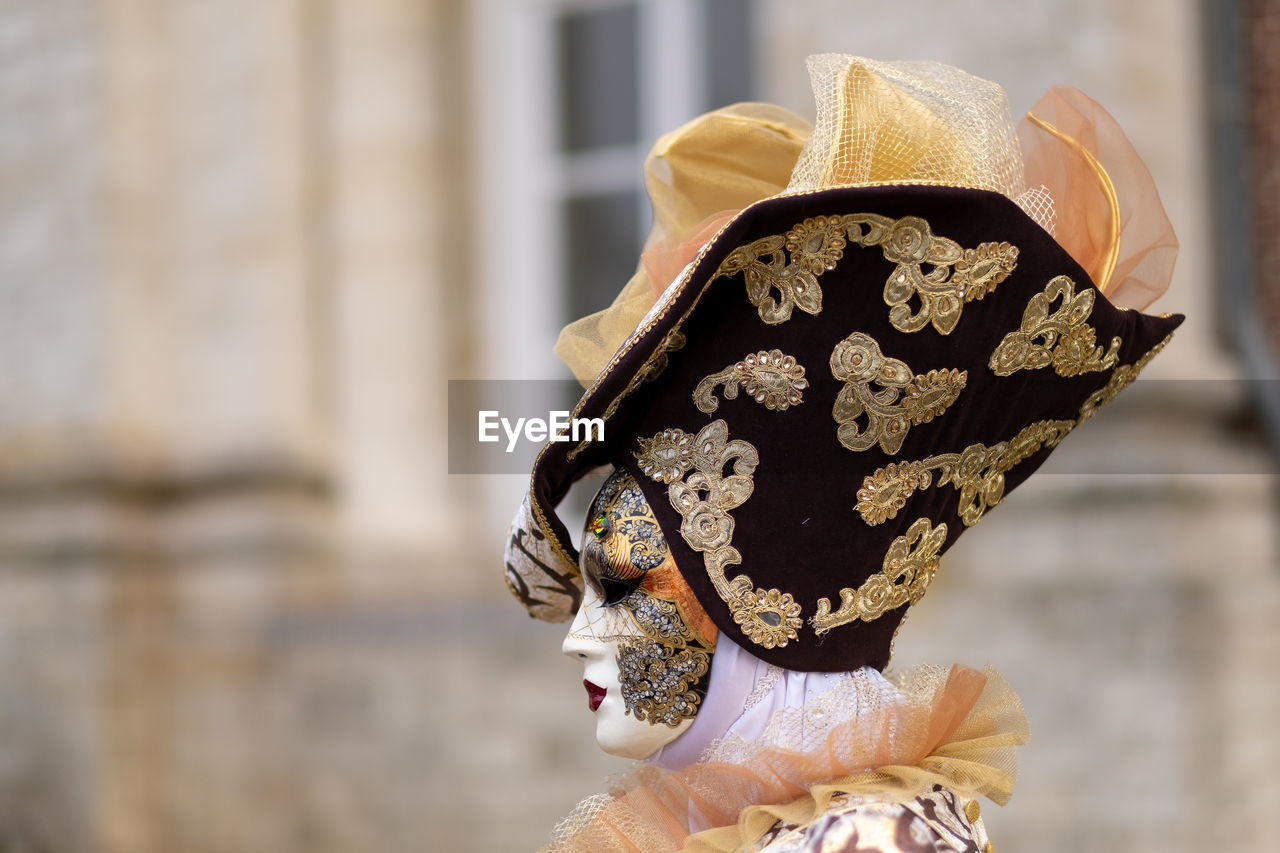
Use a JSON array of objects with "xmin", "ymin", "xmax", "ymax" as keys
[{"xmin": 553, "ymin": 0, "xmax": 756, "ymax": 324}]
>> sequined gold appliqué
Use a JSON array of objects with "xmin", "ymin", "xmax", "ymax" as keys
[
  {"xmin": 634, "ymin": 428, "xmax": 696, "ymax": 484},
  {"xmin": 881, "ymin": 219, "xmax": 1018, "ymax": 335},
  {"xmin": 989, "ymin": 275, "xmax": 1121, "ymax": 377},
  {"xmin": 830, "ymin": 332, "xmax": 967, "ymax": 454},
  {"xmin": 855, "ymin": 419, "xmax": 1077, "ymax": 527},
  {"xmin": 711, "ymin": 214, "xmax": 1018, "ymax": 333},
  {"xmin": 1077, "ymin": 332, "xmax": 1173, "ymax": 424},
  {"xmin": 812, "ymin": 517, "xmax": 947, "ymax": 634},
  {"xmin": 637, "ymin": 419, "xmax": 803, "ymax": 649},
  {"xmin": 693, "ymin": 349, "xmax": 809, "ymax": 413}
]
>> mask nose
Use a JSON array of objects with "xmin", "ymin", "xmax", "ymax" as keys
[
  {"xmin": 561, "ymin": 629, "xmax": 592, "ymax": 660},
  {"xmin": 562, "ymin": 586, "xmax": 606, "ymax": 660}
]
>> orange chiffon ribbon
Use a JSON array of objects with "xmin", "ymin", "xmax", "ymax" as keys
[{"xmin": 1019, "ymin": 86, "xmax": 1178, "ymax": 310}]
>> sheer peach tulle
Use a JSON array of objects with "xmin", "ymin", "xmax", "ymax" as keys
[
  {"xmin": 642, "ymin": 211, "xmax": 740, "ymax": 303},
  {"xmin": 546, "ymin": 665, "xmax": 1028, "ymax": 853},
  {"xmin": 1018, "ymin": 86, "xmax": 1178, "ymax": 310}
]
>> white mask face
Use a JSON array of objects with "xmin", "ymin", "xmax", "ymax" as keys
[
  {"xmin": 562, "ymin": 584, "xmax": 695, "ymax": 758},
  {"xmin": 561, "ymin": 470, "xmax": 715, "ymax": 760}
]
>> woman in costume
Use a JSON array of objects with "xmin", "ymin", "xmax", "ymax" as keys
[{"xmin": 504, "ymin": 55, "xmax": 1180, "ymax": 852}]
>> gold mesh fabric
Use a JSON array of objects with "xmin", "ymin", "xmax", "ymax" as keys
[{"xmin": 786, "ymin": 56, "xmax": 1024, "ymax": 199}]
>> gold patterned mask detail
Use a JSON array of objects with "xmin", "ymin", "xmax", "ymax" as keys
[
  {"xmin": 693, "ymin": 349, "xmax": 809, "ymax": 413},
  {"xmin": 812, "ymin": 517, "xmax": 947, "ymax": 635},
  {"xmin": 989, "ymin": 275, "xmax": 1121, "ymax": 377},
  {"xmin": 855, "ymin": 419, "xmax": 1077, "ymax": 527},
  {"xmin": 575, "ymin": 470, "xmax": 716, "ymax": 727},
  {"xmin": 831, "ymin": 332, "xmax": 967, "ymax": 454}
]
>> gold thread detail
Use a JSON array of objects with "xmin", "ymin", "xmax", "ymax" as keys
[
  {"xmin": 831, "ymin": 332, "xmax": 967, "ymax": 454},
  {"xmin": 636, "ymin": 419, "xmax": 802, "ymax": 649},
  {"xmin": 693, "ymin": 349, "xmax": 809, "ymax": 413},
  {"xmin": 634, "ymin": 428, "xmax": 697, "ymax": 485},
  {"xmin": 1077, "ymin": 332, "xmax": 1173, "ymax": 424},
  {"xmin": 811, "ymin": 517, "xmax": 947, "ymax": 635},
  {"xmin": 710, "ymin": 213, "xmax": 1018, "ymax": 333},
  {"xmin": 560, "ymin": 185, "xmax": 1015, "ymax": 466},
  {"xmin": 855, "ymin": 420, "xmax": 1077, "ymax": 527},
  {"xmin": 989, "ymin": 275, "xmax": 1121, "ymax": 377}
]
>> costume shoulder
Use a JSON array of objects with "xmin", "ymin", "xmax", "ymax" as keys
[{"xmin": 749, "ymin": 786, "xmax": 991, "ymax": 853}]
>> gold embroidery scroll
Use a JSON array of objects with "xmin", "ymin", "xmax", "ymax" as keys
[
  {"xmin": 811, "ymin": 517, "xmax": 947, "ymax": 634},
  {"xmin": 693, "ymin": 349, "xmax": 808, "ymax": 413},
  {"xmin": 854, "ymin": 419, "xmax": 1077, "ymax": 527},
  {"xmin": 636, "ymin": 420, "xmax": 803, "ymax": 649},
  {"xmin": 880, "ymin": 219, "xmax": 1018, "ymax": 335},
  {"xmin": 711, "ymin": 214, "xmax": 1018, "ymax": 332},
  {"xmin": 989, "ymin": 275, "xmax": 1121, "ymax": 377},
  {"xmin": 1077, "ymin": 332, "xmax": 1173, "ymax": 424},
  {"xmin": 830, "ymin": 332, "xmax": 967, "ymax": 454}
]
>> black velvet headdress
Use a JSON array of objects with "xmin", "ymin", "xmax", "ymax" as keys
[{"xmin": 504, "ymin": 57, "xmax": 1181, "ymax": 672}]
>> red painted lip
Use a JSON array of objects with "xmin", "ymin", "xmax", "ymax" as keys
[{"xmin": 584, "ymin": 680, "xmax": 606, "ymax": 712}]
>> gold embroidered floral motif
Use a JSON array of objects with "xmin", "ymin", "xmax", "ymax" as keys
[
  {"xmin": 638, "ymin": 419, "xmax": 803, "ymax": 649},
  {"xmin": 634, "ymin": 428, "xmax": 696, "ymax": 484},
  {"xmin": 731, "ymin": 586, "xmax": 804, "ymax": 648},
  {"xmin": 716, "ymin": 234, "xmax": 824, "ymax": 324},
  {"xmin": 830, "ymin": 332, "xmax": 967, "ymax": 454},
  {"xmin": 989, "ymin": 276, "xmax": 1121, "ymax": 377},
  {"xmin": 1077, "ymin": 332, "xmax": 1173, "ymax": 424},
  {"xmin": 693, "ymin": 349, "xmax": 809, "ymax": 413},
  {"xmin": 882, "ymin": 221, "xmax": 1018, "ymax": 335},
  {"xmin": 855, "ymin": 419, "xmax": 1077, "ymax": 527},
  {"xmin": 711, "ymin": 214, "xmax": 1016, "ymax": 332},
  {"xmin": 811, "ymin": 517, "xmax": 947, "ymax": 634},
  {"xmin": 785, "ymin": 215, "xmax": 853, "ymax": 274}
]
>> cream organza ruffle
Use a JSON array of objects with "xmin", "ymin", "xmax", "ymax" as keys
[
  {"xmin": 545, "ymin": 664, "xmax": 1028, "ymax": 853},
  {"xmin": 554, "ymin": 55, "xmax": 1177, "ymax": 387}
]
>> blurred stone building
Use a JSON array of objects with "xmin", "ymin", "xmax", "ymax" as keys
[{"xmin": 0, "ymin": 1, "xmax": 1275, "ymax": 852}]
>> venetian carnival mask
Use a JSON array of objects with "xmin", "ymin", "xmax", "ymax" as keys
[{"xmin": 562, "ymin": 470, "xmax": 718, "ymax": 759}]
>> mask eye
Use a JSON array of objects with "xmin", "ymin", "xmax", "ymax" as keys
[
  {"xmin": 599, "ymin": 574, "xmax": 641, "ymax": 606},
  {"xmin": 580, "ymin": 469, "xmax": 669, "ymax": 607}
]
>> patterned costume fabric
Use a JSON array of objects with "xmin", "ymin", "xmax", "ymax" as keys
[
  {"xmin": 516, "ymin": 185, "xmax": 1180, "ymax": 673},
  {"xmin": 506, "ymin": 57, "xmax": 1182, "ymax": 673},
  {"xmin": 748, "ymin": 787, "xmax": 990, "ymax": 853},
  {"xmin": 505, "ymin": 55, "xmax": 1182, "ymax": 853}
]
